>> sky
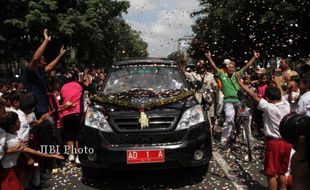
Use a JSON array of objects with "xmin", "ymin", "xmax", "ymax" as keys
[{"xmin": 123, "ymin": 0, "xmax": 199, "ymax": 57}]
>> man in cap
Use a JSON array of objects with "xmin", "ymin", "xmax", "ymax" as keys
[{"xmin": 206, "ymin": 51, "xmax": 260, "ymax": 149}]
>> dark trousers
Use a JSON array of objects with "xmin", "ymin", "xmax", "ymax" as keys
[{"xmin": 37, "ymin": 119, "xmax": 54, "ymax": 172}]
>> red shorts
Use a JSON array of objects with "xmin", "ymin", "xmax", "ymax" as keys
[
  {"xmin": 264, "ymin": 139, "xmax": 292, "ymax": 176},
  {"xmin": 0, "ymin": 168, "xmax": 23, "ymax": 190}
]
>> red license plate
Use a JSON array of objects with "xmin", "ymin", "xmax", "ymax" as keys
[{"xmin": 127, "ymin": 149, "xmax": 165, "ymax": 164}]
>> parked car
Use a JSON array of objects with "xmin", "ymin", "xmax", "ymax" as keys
[{"xmin": 79, "ymin": 58, "xmax": 212, "ymax": 172}]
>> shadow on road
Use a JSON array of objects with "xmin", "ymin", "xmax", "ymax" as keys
[{"xmin": 81, "ymin": 167, "xmax": 206, "ymax": 190}]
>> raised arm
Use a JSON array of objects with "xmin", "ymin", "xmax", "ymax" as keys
[
  {"xmin": 83, "ymin": 68, "xmax": 90, "ymax": 86},
  {"xmin": 45, "ymin": 46, "xmax": 66, "ymax": 73},
  {"xmin": 240, "ymin": 50, "xmax": 260, "ymax": 74},
  {"xmin": 274, "ymin": 69, "xmax": 284, "ymax": 97},
  {"xmin": 236, "ymin": 73, "xmax": 261, "ymax": 103},
  {"xmin": 29, "ymin": 29, "xmax": 51, "ymax": 70},
  {"xmin": 205, "ymin": 51, "xmax": 220, "ymax": 73}
]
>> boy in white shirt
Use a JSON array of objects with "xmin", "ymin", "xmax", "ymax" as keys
[
  {"xmin": 1, "ymin": 112, "xmax": 63, "ymax": 189},
  {"xmin": 8, "ymin": 93, "xmax": 48, "ymax": 188},
  {"xmin": 237, "ymin": 74, "xmax": 291, "ymax": 190}
]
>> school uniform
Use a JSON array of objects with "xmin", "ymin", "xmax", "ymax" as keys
[
  {"xmin": 258, "ymin": 98, "xmax": 292, "ymax": 176},
  {"xmin": 296, "ymin": 91, "xmax": 310, "ymax": 117},
  {"xmin": 0, "ymin": 128, "xmax": 5, "ymax": 160},
  {"xmin": 0, "ymin": 133, "xmax": 23, "ymax": 190}
]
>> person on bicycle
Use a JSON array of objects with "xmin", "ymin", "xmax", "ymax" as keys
[{"xmin": 206, "ymin": 51, "xmax": 260, "ymax": 149}]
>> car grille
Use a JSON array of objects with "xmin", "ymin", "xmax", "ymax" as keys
[
  {"xmin": 102, "ymin": 130, "xmax": 187, "ymax": 145},
  {"xmin": 108, "ymin": 109, "xmax": 181, "ymax": 132}
]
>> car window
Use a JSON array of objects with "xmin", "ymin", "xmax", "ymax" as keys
[{"xmin": 104, "ymin": 65, "xmax": 187, "ymax": 93}]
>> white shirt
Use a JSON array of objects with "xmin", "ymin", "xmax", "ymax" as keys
[
  {"xmin": 16, "ymin": 110, "xmax": 31, "ymax": 141},
  {"xmin": 1, "ymin": 133, "xmax": 21, "ymax": 168},
  {"xmin": 190, "ymin": 72, "xmax": 217, "ymax": 103},
  {"xmin": 296, "ymin": 91, "xmax": 310, "ymax": 117},
  {"xmin": 0, "ymin": 128, "xmax": 6, "ymax": 160},
  {"xmin": 5, "ymin": 107, "xmax": 12, "ymax": 112},
  {"xmin": 8, "ymin": 107, "xmax": 31, "ymax": 141},
  {"xmin": 9, "ymin": 107, "xmax": 24, "ymax": 117},
  {"xmin": 284, "ymin": 91, "xmax": 300, "ymax": 112},
  {"xmin": 184, "ymin": 71, "xmax": 196, "ymax": 82},
  {"xmin": 27, "ymin": 112, "xmax": 37, "ymax": 123},
  {"xmin": 257, "ymin": 98, "xmax": 290, "ymax": 138}
]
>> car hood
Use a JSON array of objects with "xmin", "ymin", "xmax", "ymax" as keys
[{"xmin": 92, "ymin": 89, "xmax": 197, "ymax": 111}]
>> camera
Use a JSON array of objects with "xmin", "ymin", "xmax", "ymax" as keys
[{"xmin": 279, "ymin": 113, "xmax": 310, "ymax": 149}]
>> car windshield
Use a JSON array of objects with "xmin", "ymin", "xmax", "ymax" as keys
[{"xmin": 103, "ymin": 65, "xmax": 188, "ymax": 94}]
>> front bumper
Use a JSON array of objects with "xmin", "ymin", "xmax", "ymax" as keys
[{"xmin": 78, "ymin": 122, "xmax": 212, "ymax": 169}]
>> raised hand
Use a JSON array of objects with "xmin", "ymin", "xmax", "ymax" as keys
[
  {"xmin": 60, "ymin": 45, "xmax": 66, "ymax": 55},
  {"xmin": 84, "ymin": 68, "xmax": 89, "ymax": 75},
  {"xmin": 44, "ymin": 29, "xmax": 51, "ymax": 41},
  {"xmin": 235, "ymin": 72, "xmax": 242, "ymax": 84},
  {"xmin": 253, "ymin": 50, "xmax": 260, "ymax": 59}
]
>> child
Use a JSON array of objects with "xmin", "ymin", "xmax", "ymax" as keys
[
  {"xmin": 237, "ymin": 73, "xmax": 292, "ymax": 190},
  {"xmin": 0, "ymin": 97, "xmax": 8, "ymax": 161},
  {"xmin": 14, "ymin": 93, "xmax": 53, "ymax": 187},
  {"xmin": 46, "ymin": 76, "xmax": 74, "ymax": 167},
  {"xmin": 296, "ymin": 75, "xmax": 310, "ymax": 116},
  {"xmin": 0, "ymin": 112, "xmax": 63, "ymax": 190},
  {"xmin": 0, "ymin": 97, "xmax": 26, "ymax": 163},
  {"xmin": 284, "ymin": 79, "xmax": 300, "ymax": 112},
  {"xmin": 61, "ymin": 71, "xmax": 89, "ymax": 163},
  {"xmin": 257, "ymin": 74, "xmax": 268, "ymax": 98}
]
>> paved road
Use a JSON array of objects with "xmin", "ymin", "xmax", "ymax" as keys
[{"xmin": 44, "ymin": 139, "xmax": 267, "ymax": 190}]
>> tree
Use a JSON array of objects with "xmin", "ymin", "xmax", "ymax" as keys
[
  {"xmin": 111, "ymin": 19, "xmax": 148, "ymax": 61},
  {"xmin": 167, "ymin": 50, "xmax": 189, "ymax": 67},
  {"xmin": 189, "ymin": 0, "xmax": 310, "ymax": 66},
  {"xmin": 0, "ymin": 0, "xmax": 148, "ymax": 70}
]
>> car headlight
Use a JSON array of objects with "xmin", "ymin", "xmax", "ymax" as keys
[
  {"xmin": 85, "ymin": 107, "xmax": 113, "ymax": 132},
  {"xmin": 176, "ymin": 105, "xmax": 205, "ymax": 130}
]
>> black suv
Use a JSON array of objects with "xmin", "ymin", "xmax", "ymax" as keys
[{"xmin": 79, "ymin": 58, "xmax": 212, "ymax": 170}]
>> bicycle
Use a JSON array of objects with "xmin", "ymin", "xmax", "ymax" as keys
[
  {"xmin": 199, "ymin": 88, "xmax": 217, "ymax": 136},
  {"xmin": 229, "ymin": 98, "xmax": 254, "ymax": 162}
]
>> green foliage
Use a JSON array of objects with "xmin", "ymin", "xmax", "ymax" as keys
[
  {"xmin": 167, "ymin": 50, "xmax": 189, "ymax": 67},
  {"xmin": 0, "ymin": 0, "xmax": 148, "ymax": 69},
  {"xmin": 190, "ymin": 0, "xmax": 310, "ymax": 66}
]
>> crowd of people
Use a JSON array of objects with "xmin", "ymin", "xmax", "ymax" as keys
[
  {"xmin": 0, "ymin": 28, "xmax": 309, "ymax": 190},
  {"xmin": 0, "ymin": 29, "xmax": 106, "ymax": 190},
  {"xmin": 184, "ymin": 51, "xmax": 310, "ymax": 190}
]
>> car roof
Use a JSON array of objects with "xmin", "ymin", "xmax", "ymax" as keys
[{"xmin": 113, "ymin": 58, "xmax": 177, "ymax": 67}]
